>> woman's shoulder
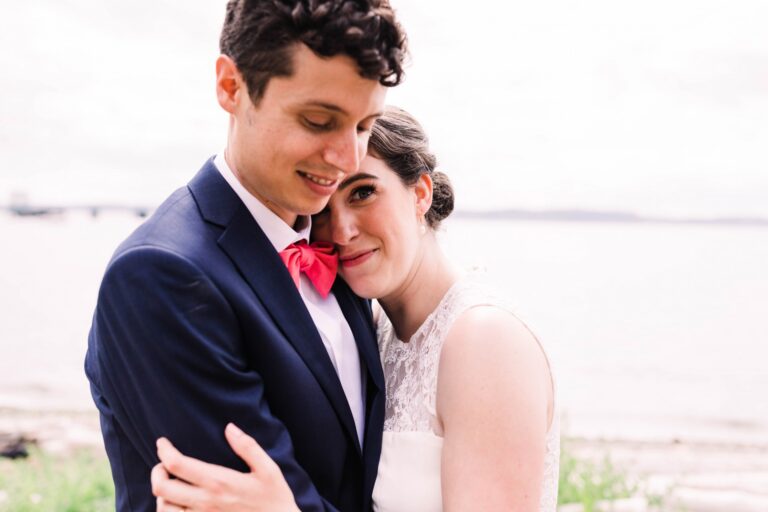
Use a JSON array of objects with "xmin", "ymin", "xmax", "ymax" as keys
[
  {"xmin": 440, "ymin": 271, "xmax": 543, "ymax": 348},
  {"xmin": 441, "ymin": 273, "xmax": 551, "ymax": 372},
  {"xmin": 437, "ymin": 297, "xmax": 556, "ymax": 429},
  {"xmin": 437, "ymin": 303, "xmax": 555, "ymax": 424},
  {"xmin": 442, "ymin": 304, "xmax": 543, "ymax": 363}
]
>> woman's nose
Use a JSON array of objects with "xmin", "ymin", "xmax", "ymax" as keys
[{"xmin": 331, "ymin": 209, "xmax": 359, "ymax": 245}]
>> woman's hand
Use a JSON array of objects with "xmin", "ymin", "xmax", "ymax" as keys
[{"xmin": 151, "ymin": 423, "xmax": 299, "ymax": 512}]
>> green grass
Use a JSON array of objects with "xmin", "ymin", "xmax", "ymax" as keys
[
  {"xmin": 557, "ymin": 442, "xmax": 639, "ymax": 511},
  {"xmin": 0, "ymin": 439, "xmax": 642, "ymax": 511},
  {"xmin": 0, "ymin": 447, "xmax": 114, "ymax": 512}
]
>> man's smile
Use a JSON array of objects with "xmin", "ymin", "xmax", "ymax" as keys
[{"xmin": 297, "ymin": 170, "xmax": 339, "ymax": 187}]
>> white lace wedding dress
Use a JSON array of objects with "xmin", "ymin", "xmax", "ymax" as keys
[{"xmin": 371, "ymin": 277, "xmax": 559, "ymax": 512}]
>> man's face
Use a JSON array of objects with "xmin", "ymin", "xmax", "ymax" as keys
[{"xmin": 223, "ymin": 44, "xmax": 387, "ymax": 226}]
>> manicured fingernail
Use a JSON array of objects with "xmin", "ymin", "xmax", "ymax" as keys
[{"xmin": 226, "ymin": 423, "xmax": 244, "ymax": 438}]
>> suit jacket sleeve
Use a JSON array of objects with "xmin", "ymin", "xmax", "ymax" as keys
[{"xmin": 90, "ymin": 245, "xmax": 339, "ymax": 511}]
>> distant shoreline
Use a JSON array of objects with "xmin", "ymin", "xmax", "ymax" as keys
[
  {"xmin": 453, "ymin": 209, "xmax": 768, "ymax": 227},
  {"xmin": 0, "ymin": 204, "xmax": 151, "ymax": 218},
  {"xmin": 2, "ymin": 205, "xmax": 768, "ymax": 227}
]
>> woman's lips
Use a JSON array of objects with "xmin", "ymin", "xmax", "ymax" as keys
[{"xmin": 340, "ymin": 249, "xmax": 377, "ymax": 268}]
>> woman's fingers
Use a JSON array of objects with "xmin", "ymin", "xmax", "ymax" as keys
[
  {"xmin": 153, "ymin": 428, "xmax": 298, "ymax": 512},
  {"xmin": 156, "ymin": 497, "xmax": 188, "ymax": 512},
  {"xmin": 157, "ymin": 437, "xmax": 237, "ymax": 488},
  {"xmin": 151, "ymin": 463, "xmax": 189, "ymax": 509},
  {"xmin": 151, "ymin": 461, "xmax": 211, "ymax": 508},
  {"xmin": 224, "ymin": 422, "xmax": 277, "ymax": 475},
  {"xmin": 151, "ymin": 462, "xmax": 170, "ymax": 494}
]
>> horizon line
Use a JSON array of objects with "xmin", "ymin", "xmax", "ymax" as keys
[{"xmin": 2, "ymin": 204, "xmax": 767, "ymax": 227}]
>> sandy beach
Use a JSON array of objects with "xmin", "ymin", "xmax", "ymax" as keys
[{"xmin": 2, "ymin": 405, "xmax": 767, "ymax": 511}]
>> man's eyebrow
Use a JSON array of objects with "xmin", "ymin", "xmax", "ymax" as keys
[
  {"xmin": 303, "ymin": 101, "xmax": 348, "ymax": 115},
  {"xmin": 338, "ymin": 173, "xmax": 378, "ymax": 190},
  {"xmin": 301, "ymin": 102, "xmax": 383, "ymax": 120}
]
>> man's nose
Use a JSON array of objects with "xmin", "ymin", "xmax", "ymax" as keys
[{"xmin": 322, "ymin": 129, "xmax": 365, "ymax": 175}]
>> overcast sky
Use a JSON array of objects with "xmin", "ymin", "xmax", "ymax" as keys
[{"xmin": 1, "ymin": 1, "xmax": 766, "ymax": 217}]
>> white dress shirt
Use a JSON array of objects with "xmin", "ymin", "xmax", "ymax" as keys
[{"xmin": 214, "ymin": 153, "xmax": 365, "ymax": 445}]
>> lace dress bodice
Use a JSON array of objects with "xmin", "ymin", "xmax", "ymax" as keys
[{"xmin": 372, "ymin": 278, "xmax": 560, "ymax": 512}]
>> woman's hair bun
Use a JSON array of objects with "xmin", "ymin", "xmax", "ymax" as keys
[{"xmin": 426, "ymin": 170, "xmax": 454, "ymax": 227}]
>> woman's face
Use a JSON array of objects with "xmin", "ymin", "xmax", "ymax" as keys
[{"xmin": 311, "ymin": 154, "xmax": 430, "ymax": 300}]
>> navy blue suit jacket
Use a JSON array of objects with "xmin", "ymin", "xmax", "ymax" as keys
[{"xmin": 85, "ymin": 159, "xmax": 385, "ymax": 511}]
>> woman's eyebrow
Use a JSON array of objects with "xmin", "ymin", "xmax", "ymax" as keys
[{"xmin": 338, "ymin": 173, "xmax": 378, "ymax": 190}]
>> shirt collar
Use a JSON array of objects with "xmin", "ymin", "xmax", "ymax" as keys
[{"xmin": 214, "ymin": 152, "xmax": 311, "ymax": 252}]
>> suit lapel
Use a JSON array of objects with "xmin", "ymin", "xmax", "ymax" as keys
[
  {"xmin": 188, "ymin": 160, "xmax": 361, "ymax": 453},
  {"xmin": 333, "ymin": 278, "xmax": 385, "ymax": 501},
  {"xmin": 333, "ymin": 280, "xmax": 384, "ymax": 394}
]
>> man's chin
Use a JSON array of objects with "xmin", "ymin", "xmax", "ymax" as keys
[{"xmin": 295, "ymin": 200, "xmax": 331, "ymax": 218}]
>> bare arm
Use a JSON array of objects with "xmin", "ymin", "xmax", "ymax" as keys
[{"xmin": 436, "ymin": 306, "xmax": 554, "ymax": 511}]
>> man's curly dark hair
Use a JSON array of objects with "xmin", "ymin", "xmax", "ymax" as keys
[{"xmin": 220, "ymin": 0, "xmax": 407, "ymax": 104}]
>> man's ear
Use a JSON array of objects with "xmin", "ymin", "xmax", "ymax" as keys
[
  {"xmin": 414, "ymin": 173, "xmax": 434, "ymax": 217},
  {"xmin": 216, "ymin": 55, "xmax": 245, "ymax": 114}
]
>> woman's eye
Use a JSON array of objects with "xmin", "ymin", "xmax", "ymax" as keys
[{"xmin": 351, "ymin": 185, "xmax": 375, "ymax": 202}]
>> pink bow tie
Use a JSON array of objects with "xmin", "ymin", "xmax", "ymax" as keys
[{"xmin": 278, "ymin": 241, "xmax": 338, "ymax": 298}]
